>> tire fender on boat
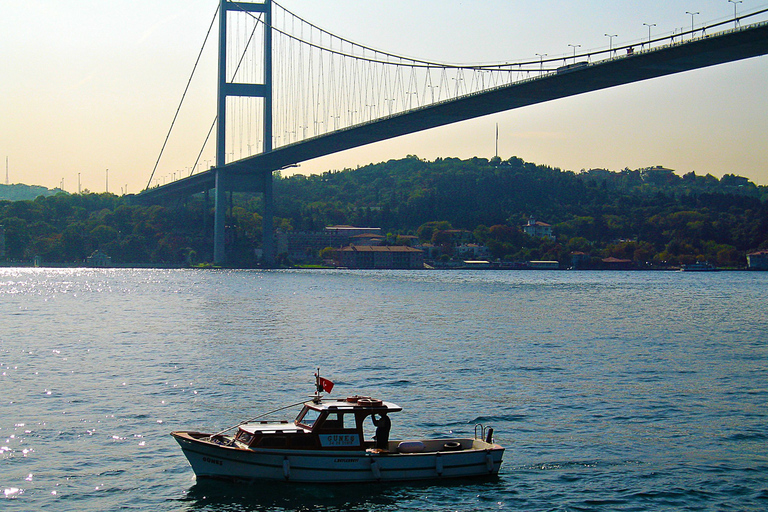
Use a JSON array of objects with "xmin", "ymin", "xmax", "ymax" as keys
[
  {"xmin": 370, "ymin": 458, "xmax": 381, "ymax": 481},
  {"xmin": 435, "ymin": 452, "xmax": 443, "ymax": 477},
  {"xmin": 485, "ymin": 451, "xmax": 494, "ymax": 473},
  {"xmin": 283, "ymin": 456, "xmax": 290, "ymax": 480}
]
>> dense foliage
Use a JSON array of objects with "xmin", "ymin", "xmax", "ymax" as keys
[
  {"xmin": 2, "ymin": 156, "xmax": 767, "ymax": 267},
  {"xmin": 0, "ymin": 194, "xmax": 211, "ymax": 265},
  {"xmin": 273, "ymin": 156, "xmax": 767, "ymax": 266},
  {"xmin": 0, "ymin": 183, "xmax": 62, "ymax": 201}
]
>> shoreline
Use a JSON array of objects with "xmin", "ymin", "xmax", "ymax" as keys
[{"xmin": 0, "ymin": 261, "xmax": 757, "ymax": 272}]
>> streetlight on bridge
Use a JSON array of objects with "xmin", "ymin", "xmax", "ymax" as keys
[
  {"xmin": 729, "ymin": 0, "xmax": 743, "ymax": 29},
  {"xmin": 643, "ymin": 23, "xmax": 657, "ymax": 48},
  {"xmin": 535, "ymin": 53, "xmax": 547, "ymax": 73},
  {"xmin": 605, "ymin": 34, "xmax": 617, "ymax": 55},
  {"xmin": 686, "ymin": 12, "xmax": 700, "ymax": 39},
  {"xmin": 567, "ymin": 44, "xmax": 581, "ymax": 63},
  {"xmin": 427, "ymin": 84, "xmax": 439, "ymax": 102}
]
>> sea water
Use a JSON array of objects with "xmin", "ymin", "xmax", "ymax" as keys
[{"xmin": 1, "ymin": 268, "xmax": 767, "ymax": 511}]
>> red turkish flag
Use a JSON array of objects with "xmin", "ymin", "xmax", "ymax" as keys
[{"xmin": 318, "ymin": 377, "xmax": 334, "ymax": 393}]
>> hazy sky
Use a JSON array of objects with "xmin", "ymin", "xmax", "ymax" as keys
[{"xmin": 2, "ymin": 0, "xmax": 768, "ymax": 194}]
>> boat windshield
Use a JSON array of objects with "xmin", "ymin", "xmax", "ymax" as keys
[{"xmin": 297, "ymin": 407, "xmax": 321, "ymax": 428}]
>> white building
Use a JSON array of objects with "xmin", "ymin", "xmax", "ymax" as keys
[
  {"xmin": 522, "ymin": 217, "xmax": 554, "ymax": 240},
  {"xmin": 455, "ymin": 243, "xmax": 489, "ymax": 259}
]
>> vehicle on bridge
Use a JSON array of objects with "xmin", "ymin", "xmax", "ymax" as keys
[{"xmin": 556, "ymin": 61, "xmax": 589, "ymax": 74}]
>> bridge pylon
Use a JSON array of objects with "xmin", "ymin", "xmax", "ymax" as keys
[{"xmin": 214, "ymin": 0, "xmax": 274, "ymax": 265}]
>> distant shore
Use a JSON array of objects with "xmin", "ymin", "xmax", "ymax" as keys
[{"xmin": 0, "ymin": 261, "xmax": 758, "ymax": 271}]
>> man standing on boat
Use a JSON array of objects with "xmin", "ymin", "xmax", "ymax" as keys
[{"xmin": 372, "ymin": 412, "xmax": 391, "ymax": 450}]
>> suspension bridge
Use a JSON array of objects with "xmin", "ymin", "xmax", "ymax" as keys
[{"xmin": 135, "ymin": 0, "xmax": 768, "ymax": 265}]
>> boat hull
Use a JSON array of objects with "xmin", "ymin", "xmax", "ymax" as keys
[{"xmin": 171, "ymin": 431, "xmax": 504, "ymax": 483}]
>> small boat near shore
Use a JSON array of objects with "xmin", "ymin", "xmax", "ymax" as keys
[{"xmin": 171, "ymin": 373, "xmax": 504, "ymax": 483}]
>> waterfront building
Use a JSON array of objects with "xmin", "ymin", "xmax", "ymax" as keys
[
  {"xmin": 747, "ymin": 250, "xmax": 768, "ymax": 270},
  {"xmin": 278, "ymin": 225, "xmax": 384, "ymax": 262},
  {"xmin": 601, "ymin": 257, "xmax": 633, "ymax": 270},
  {"xmin": 462, "ymin": 260, "xmax": 492, "ymax": 269},
  {"xmin": 337, "ymin": 245, "xmax": 424, "ymax": 269},
  {"xmin": 528, "ymin": 260, "xmax": 560, "ymax": 270},
  {"xmin": 570, "ymin": 251, "xmax": 590, "ymax": 269},
  {"xmin": 86, "ymin": 250, "xmax": 112, "ymax": 268}
]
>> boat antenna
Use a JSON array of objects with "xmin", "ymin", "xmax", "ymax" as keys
[{"xmin": 208, "ymin": 399, "xmax": 307, "ymax": 438}]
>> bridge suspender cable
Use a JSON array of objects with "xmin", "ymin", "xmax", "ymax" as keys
[
  {"xmin": 146, "ymin": 5, "xmax": 220, "ymax": 191},
  {"xmin": 268, "ymin": 2, "xmax": 768, "ymax": 70},
  {"xmin": 188, "ymin": 10, "xmax": 264, "ymax": 177},
  {"xmin": 190, "ymin": 118, "xmax": 217, "ymax": 177}
]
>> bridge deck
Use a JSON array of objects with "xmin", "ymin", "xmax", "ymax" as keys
[{"xmin": 136, "ymin": 21, "xmax": 768, "ymax": 203}]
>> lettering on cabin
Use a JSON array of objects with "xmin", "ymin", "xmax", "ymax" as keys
[
  {"xmin": 333, "ymin": 458, "xmax": 360, "ymax": 463},
  {"xmin": 319, "ymin": 434, "xmax": 360, "ymax": 447}
]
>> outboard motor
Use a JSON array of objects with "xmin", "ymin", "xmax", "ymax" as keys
[{"xmin": 485, "ymin": 427, "xmax": 494, "ymax": 444}]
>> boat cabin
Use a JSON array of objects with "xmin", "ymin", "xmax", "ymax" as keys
[{"xmin": 233, "ymin": 396, "xmax": 402, "ymax": 451}]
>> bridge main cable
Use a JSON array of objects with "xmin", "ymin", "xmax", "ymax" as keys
[{"xmin": 146, "ymin": 4, "xmax": 220, "ymax": 191}]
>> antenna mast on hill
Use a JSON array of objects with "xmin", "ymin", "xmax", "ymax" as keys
[{"xmin": 5, "ymin": 157, "xmax": 8, "ymax": 185}]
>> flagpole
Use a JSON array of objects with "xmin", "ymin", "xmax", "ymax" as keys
[{"xmin": 314, "ymin": 367, "xmax": 322, "ymax": 402}]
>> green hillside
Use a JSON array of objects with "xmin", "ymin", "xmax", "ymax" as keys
[
  {"xmin": 0, "ymin": 183, "xmax": 63, "ymax": 201},
  {"xmin": 1, "ymin": 156, "xmax": 767, "ymax": 267}
]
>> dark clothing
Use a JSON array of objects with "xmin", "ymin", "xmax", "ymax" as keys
[{"xmin": 372, "ymin": 413, "xmax": 391, "ymax": 450}]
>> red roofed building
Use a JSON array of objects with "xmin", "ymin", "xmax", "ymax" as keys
[
  {"xmin": 601, "ymin": 257, "xmax": 633, "ymax": 270},
  {"xmin": 522, "ymin": 217, "xmax": 554, "ymax": 240},
  {"xmin": 747, "ymin": 250, "xmax": 768, "ymax": 270},
  {"xmin": 351, "ymin": 233, "xmax": 385, "ymax": 246}
]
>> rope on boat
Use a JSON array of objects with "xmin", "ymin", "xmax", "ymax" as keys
[{"xmin": 208, "ymin": 399, "xmax": 308, "ymax": 439}]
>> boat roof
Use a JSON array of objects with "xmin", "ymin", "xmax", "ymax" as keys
[
  {"xmin": 306, "ymin": 396, "xmax": 402, "ymax": 413},
  {"xmin": 239, "ymin": 423, "xmax": 305, "ymax": 435},
  {"xmin": 235, "ymin": 396, "xmax": 401, "ymax": 435}
]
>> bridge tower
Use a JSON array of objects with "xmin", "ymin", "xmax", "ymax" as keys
[{"xmin": 214, "ymin": 0, "xmax": 274, "ymax": 265}]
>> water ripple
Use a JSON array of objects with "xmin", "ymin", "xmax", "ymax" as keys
[{"xmin": 1, "ymin": 269, "xmax": 767, "ymax": 511}]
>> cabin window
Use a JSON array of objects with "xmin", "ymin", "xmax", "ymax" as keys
[
  {"xmin": 298, "ymin": 408, "xmax": 321, "ymax": 428},
  {"xmin": 319, "ymin": 412, "xmax": 350, "ymax": 430},
  {"xmin": 237, "ymin": 431, "xmax": 253, "ymax": 444}
]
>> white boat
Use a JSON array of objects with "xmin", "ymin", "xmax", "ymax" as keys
[{"xmin": 171, "ymin": 374, "xmax": 504, "ymax": 483}]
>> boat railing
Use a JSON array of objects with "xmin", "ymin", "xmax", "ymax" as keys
[{"xmin": 474, "ymin": 424, "xmax": 495, "ymax": 443}]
